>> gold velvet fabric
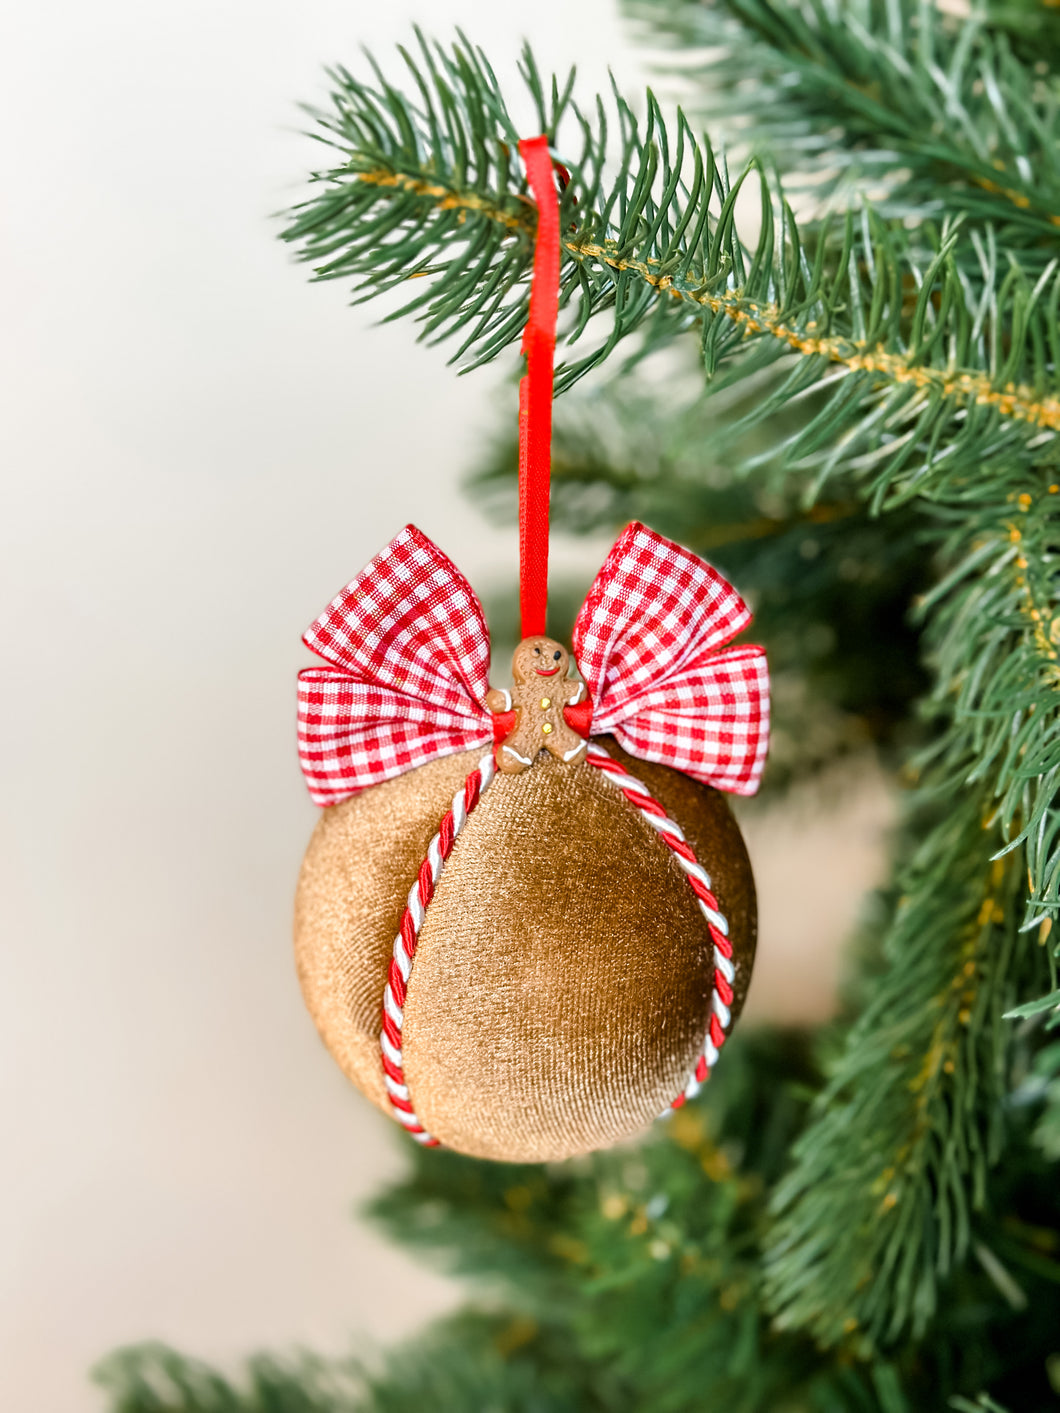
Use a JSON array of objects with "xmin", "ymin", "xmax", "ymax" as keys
[{"xmin": 294, "ymin": 739, "xmax": 756, "ymax": 1162}]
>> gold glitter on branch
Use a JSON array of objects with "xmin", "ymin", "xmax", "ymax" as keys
[
  {"xmin": 565, "ymin": 239, "xmax": 1060, "ymax": 432},
  {"xmin": 353, "ymin": 168, "xmax": 1060, "ymax": 432}
]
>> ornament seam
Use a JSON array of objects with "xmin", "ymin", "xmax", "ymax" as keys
[
  {"xmin": 585, "ymin": 741, "xmax": 733, "ymax": 1111},
  {"xmin": 379, "ymin": 752, "xmax": 497, "ymax": 1145}
]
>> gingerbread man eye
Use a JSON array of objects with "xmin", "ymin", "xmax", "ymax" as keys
[
  {"xmin": 553, "ymin": 651, "xmax": 562, "ymax": 660},
  {"xmin": 533, "ymin": 647, "xmax": 541, "ymax": 655}
]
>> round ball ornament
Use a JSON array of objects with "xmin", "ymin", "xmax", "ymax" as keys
[
  {"xmin": 290, "ymin": 137, "xmax": 770, "ymax": 1162},
  {"xmin": 294, "ymin": 523, "xmax": 768, "ymax": 1162}
]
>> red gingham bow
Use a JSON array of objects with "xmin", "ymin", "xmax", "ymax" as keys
[
  {"xmin": 297, "ymin": 523, "xmax": 769, "ymax": 805},
  {"xmin": 297, "ymin": 526, "xmax": 493, "ymax": 805},
  {"xmin": 573, "ymin": 523, "xmax": 769, "ymax": 795}
]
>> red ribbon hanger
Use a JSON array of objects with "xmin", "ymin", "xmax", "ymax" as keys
[
  {"xmin": 294, "ymin": 137, "xmax": 770, "ymax": 809},
  {"xmin": 516, "ymin": 135, "xmax": 561, "ymax": 640}
]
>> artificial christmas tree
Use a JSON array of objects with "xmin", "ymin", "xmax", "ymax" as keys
[{"xmin": 97, "ymin": 4, "xmax": 1060, "ymax": 1408}]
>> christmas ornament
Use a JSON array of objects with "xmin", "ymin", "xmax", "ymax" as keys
[{"xmin": 293, "ymin": 137, "xmax": 770, "ymax": 1162}]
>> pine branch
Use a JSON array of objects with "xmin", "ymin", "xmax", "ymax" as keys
[
  {"xmin": 950, "ymin": 1398, "xmax": 1011, "ymax": 1413},
  {"xmin": 360, "ymin": 1036, "xmax": 870, "ymax": 1413},
  {"xmin": 1010, "ymin": 987, "xmax": 1060, "ymax": 1160},
  {"xmin": 1029, "ymin": 1035, "xmax": 1060, "ymax": 1160},
  {"xmin": 765, "ymin": 487, "xmax": 1060, "ymax": 1346},
  {"xmin": 767, "ymin": 790, "xmax": 1030, "ymax": 1345},
  {"xmin": 93, "ymin": 1342, "xmax": 362, "ymax": 1411},
  {"xmin": 281, "ymin": 32, "xmax": 1060, "ymax": 510},
  {"xmin": 626, "ymin": 0, "xmax": 1060, "ymax": 245},
  {"xmin": 96, "ymin": 1032, "xmax": 1060, "ymax": 1410}
]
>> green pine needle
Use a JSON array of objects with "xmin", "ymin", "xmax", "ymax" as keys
[
  {"xmin": 281, "ymin": 30, "xmax": 1060, "ymax": 513},
  {"xmin": 626, "ymin": 0, "xmax": 1060, "ymax": 247}
]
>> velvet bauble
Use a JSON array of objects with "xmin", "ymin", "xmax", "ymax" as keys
[{"xmin": 294, "ymin": 737, "xmax": 755, "ymax": 1163}]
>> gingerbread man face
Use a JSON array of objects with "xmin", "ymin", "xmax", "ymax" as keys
[{"xmin": 512, "ymin": 637, "xmax": 570, "ymax": 685}]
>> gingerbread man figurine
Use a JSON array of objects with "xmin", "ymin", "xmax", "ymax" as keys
[{"xmin": 485, "ymin": 636, "xmax": 590, "ymax": 774}]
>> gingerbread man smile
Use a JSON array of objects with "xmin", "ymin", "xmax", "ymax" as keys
[
  {"xmin": 534, "ymin": 648, "xmax": 562, "ymax": 677},
  {"xmin": 485, "ymin": 636, "xmax": 590, "ymax": 774}
]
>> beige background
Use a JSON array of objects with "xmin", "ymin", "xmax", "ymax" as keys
[{"xmin": 0, "ymin": 3, "xmax": 892, "ymax": 1409}]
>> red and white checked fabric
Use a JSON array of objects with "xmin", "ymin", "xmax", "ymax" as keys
[
  {"xmin": 573, "ymin": 522, "xmax": 769, "ymax": 796},
  {"xmin": 297, "ymin": 521, "xmax": 769, "ymax": 805},
  {"xmin": 298, "ymin": 525, "xmax": 493, "ymax": 805}
]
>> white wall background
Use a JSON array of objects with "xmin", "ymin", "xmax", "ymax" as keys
[{"xmin": 0, "ymin": 4, "xmax": 890, "ymax": 1409}]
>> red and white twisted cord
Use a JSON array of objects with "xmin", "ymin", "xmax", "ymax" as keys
[
  {"xmin": 379, "ymin": 751, "xmax": 497, "ymax": 1144},
  {"xmin": 584, "ymin": 741, "xmax": 734, "ymax": 1109},
  {"xmin": 380, "ymin": 742, "xmax": 732, "ymax": 1144}
]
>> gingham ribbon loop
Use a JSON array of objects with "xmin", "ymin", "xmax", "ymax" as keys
[
  {"xmin": 573, "ymin": 522, "xmax": 770, "ymax": 796},
  {"xmin": 297, "ymin": 525, "xmax": 492, "ymax": 805}
]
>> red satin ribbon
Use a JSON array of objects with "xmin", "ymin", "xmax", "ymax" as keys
[{"xmin": 517, "ymin": 136, "xmax": 560, "ymax": 640}]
